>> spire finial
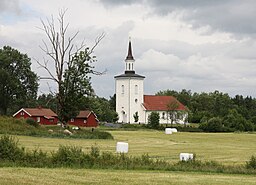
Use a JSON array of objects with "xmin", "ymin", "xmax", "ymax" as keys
[{"xmin": 126, "ymin": 37, "xmax": 134, "ymax": 60}]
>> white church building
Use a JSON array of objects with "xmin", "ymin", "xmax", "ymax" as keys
[{"xmin": 115, "ymin": 40, "xmax": 188, "ymax": 124}]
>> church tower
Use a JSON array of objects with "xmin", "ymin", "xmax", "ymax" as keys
[{"xmin": 115, "ymin": 39, "xmax": 145, "ymax": 123}]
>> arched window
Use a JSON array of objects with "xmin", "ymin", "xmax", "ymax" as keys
[
  {"xmin": 162, "ymin": 112, "xmax": 165, "ymax": 119},
  {"xmin": 129, "ymin": 63, "xmax": 131, "ymax": 70},
  {"xmin": 121, "ymin": 85, "xmax": 124, "ymax": 94},
  {"xmin": 131, "ymin": 63, "xmax": 133, "ymax": 70},
  {"xmin": 135, "ymin": 85, "xmax": 138, "ymax": 94}
]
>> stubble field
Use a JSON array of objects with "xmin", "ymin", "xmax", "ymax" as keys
[{"xmin": 1, "ymin": 129, "xmax": 256, "ymax": 184}]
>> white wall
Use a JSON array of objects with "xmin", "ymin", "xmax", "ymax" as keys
[{"xmin": 116, "ymin": 77, "xmax": 144, "ymax": 123}]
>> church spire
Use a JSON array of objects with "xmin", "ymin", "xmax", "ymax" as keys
[
  {"xmin": 124, "ymin": 38, "xmax": 135, "ymax": 74},
  {"xmin": 126, "ymin": 37, "xmax": 134, "ymax": 60}
]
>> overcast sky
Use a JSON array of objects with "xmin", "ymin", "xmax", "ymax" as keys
[{"xmin": 1, "ymin": 0, "xmax": 256, "ymax": 98}]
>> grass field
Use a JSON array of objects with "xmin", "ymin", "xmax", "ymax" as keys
[
  {"xmin": 0, "ymin": 167, "xmax": 255, "ymax": 185},
  {"xmin": 12, "ymin": 130, "xmax": 256, "ymax": 165}
]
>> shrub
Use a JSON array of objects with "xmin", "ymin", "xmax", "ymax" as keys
[
  {"xmin": 51, "ymin": 145, "xmax": 85, "ymax": 167},
  {"xmin": 147, "ymin": 112, "xmax": 160, "ymax": 129},
  {"xmin": 246, "ymin": 155, "xmax": 256, "ymax": 169},
  {"xmin": 22, "ymin": 148, "xmax": 49, "ymax": 167},
  {"xmin": 90, "ymin": 145, "xmax": 100, "ymax": 158},
  {"xmin": 0, "ymin": 135, "xmax": 25, "ymax": 161},
  {"xmin": 26, "ymin": 118, "xmax": 39, "ymax": 127},
  {"xmin": 199, "ymin": 117, "xmax": 223, "ymax": 132}
]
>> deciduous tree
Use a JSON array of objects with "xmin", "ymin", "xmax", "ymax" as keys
[
  {"xmin": 0, "ymin": 46, "xmax": 38, "ymax": 115},
  {"xmin": 37, "ymin": 9, "xmax": 104, "ymax": 125}
]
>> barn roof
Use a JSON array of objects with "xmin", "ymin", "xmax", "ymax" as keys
[
  {"xmin": 13, "ymin": 107, "xmax": 57, "ymax": 117},
  {"xmin": 143, "ymin": 95, "xmax": 187, "ymax": 111},
  {"xmin": 76, "ymin": 110, "xmax": 96, "ymax": 118}
]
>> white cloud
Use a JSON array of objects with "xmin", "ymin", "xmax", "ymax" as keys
[{"xmin": 1, "ymin": 0, "xmax": 256, "ymax": 98}]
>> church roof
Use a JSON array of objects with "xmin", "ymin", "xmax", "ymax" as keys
[
  {"xmin": 114, "ymin": 72, "xmax": 145, "ymax": 78},
  {"xmin": 143, "ymin": 95, "xmax": 187, "ymax": 111},
  {"xmin": 126, "ymin": 40, "xmax": 134, "ymax": 60}
]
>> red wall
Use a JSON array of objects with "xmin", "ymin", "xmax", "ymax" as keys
[
  {"xmin": 68, "ymin": 113, "xmax": 98, "ymax": 127},
  {"xmin": 14, "ymin": 110, "xmax": 58, "ymax": 125}
]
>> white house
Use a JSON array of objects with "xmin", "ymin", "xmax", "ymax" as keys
[{"xmin": 115, "ymin": 40, "xmax": 188, "ymax": 124}]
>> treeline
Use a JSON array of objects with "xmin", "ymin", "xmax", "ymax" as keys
[{"xmin": 157, "ymin": 89, "xmax": 256, "ymax": 132}]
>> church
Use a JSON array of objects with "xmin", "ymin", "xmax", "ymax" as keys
[{"xmin": 115, "ymin": 40, "xmax": 188, "ymax": 124}]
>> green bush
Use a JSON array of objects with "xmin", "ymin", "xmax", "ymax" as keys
[
  {"xmin": 0, "ymin": 135, "xmax": 25, "ymax": 161},
  {"xmin": 199, "ymin": 117, "xmax": 223, "ymax": 132},
  {"xmin": 26, "ymin": 118, "xmax": 39, "ymax": 127},
  {"xmin": 147, "ymin": 112, "xmax": 160, "ymax": 129},
  {"xmin": 22, "ymin": 148, "xmax": 49, "ymax": 167},
  {"xmin": 246, "ymin": 155, "xmax": 256, "ymax": 169},
  {"xmin": 51, "ymin": 145, "xmax": 85, "ymax": 167}
]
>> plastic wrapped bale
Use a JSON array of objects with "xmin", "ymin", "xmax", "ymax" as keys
[
  {"xmin": 180, "ymin": 153, "xmax": 193, "ymax": 161},
  {"xmin": 165, "ymin": 128, "xmax": 173, "ymax": 134},
  {"xmin": 116, "ymin": 142, "xmax": 129, "ymax": 153},
  {"xmin": 170, "ymin": 128, "xmax": 178, "ymax": 133}
]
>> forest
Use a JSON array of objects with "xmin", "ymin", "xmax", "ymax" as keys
[{"xmin": 157, "ymin": 89, "xmax": 256, "ymax": 131}]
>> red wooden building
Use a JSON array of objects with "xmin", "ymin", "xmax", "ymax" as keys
[
  {"xmin": 68, "ymin": 110, "xmax": 98, "ymax": 127},
  {"xmin": 13, "ymin": 107, "xmax": 58, "ymax": 125}
]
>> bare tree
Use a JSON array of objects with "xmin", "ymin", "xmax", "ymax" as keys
[{"xmin": 37, "ymin": 9, "xmax": 105, "ymax": 125}]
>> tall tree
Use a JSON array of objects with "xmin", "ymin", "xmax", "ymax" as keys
[
  {"xmin": 37, "ymin": 9, "xmax": 104, "ymax": 125},
  {"xmin": 0, "ymin": 46, "xmax": 38, "ymax": 115}
]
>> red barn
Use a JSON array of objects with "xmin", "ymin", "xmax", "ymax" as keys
[
  {"xmin": 68, "ymin": 111, "xmax": 98, "ymax": 127},
  {"xmin": 13, "ymin": 107, "xmax": 58, "ymax": 125}
]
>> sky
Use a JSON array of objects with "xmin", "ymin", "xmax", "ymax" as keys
[{"xmin": 1, "ymin": 0, "xmax": 256, "ymax": 98}]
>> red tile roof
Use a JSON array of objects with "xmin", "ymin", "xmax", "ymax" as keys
[
  {"xmin": 143, "ymin": 95, "xmax": 187, "ymax": 111},
  {"xmin": 23, "ymin": 108, "xmax": 57, "ymax": 117}
]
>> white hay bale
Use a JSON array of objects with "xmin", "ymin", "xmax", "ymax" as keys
[
  {"xmin": 116, "ymin": 142, "xmax": 129, "ymax": 153},
  {"xmin": 165, "ymin": 128, "xmax": 173, "ymax": 134},
  {"xmin": 180, "ymin": 153, "xmax": 193, "ymax": 161},
  {"xmin": 72, "ymin": 126, "xmax": 80, "ymax": 130},
  {"xmin": 170, "ymin": 128, "xmax": 178, "ymax": 133}
]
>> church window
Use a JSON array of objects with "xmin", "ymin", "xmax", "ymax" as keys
[
  {"xmin": 135, "ymin": 99, "xmax": 138, "ymax": 103},
  {"xmin": 135, "ymin": 85, "xmax": 138, "ymax": 94},
  {"xmin": 129, "ymin": 63, "xmax": 131, "ymax": 70},
  {"xmin": 131, "ymin": 63, "xmax": 133, "ymax": 70},
  {"xmin": 162, "ymin": 112, "xmax": 165, "ymax": 119},
  {"xmin": 121, "ymin": 85, "xmax": 124, "ymax": 94}
]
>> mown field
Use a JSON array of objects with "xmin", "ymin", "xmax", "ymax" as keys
[
  {"xmin": 1, "ymin": 129, "xmax": 256, "ymax": 184},
  {"xmin": 0, "ymin": 167, "xmax": 256, "ymax": 185},
  {"xmin": 13, "ymin": 129, "xmax": 256, "ymax": 165}
]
